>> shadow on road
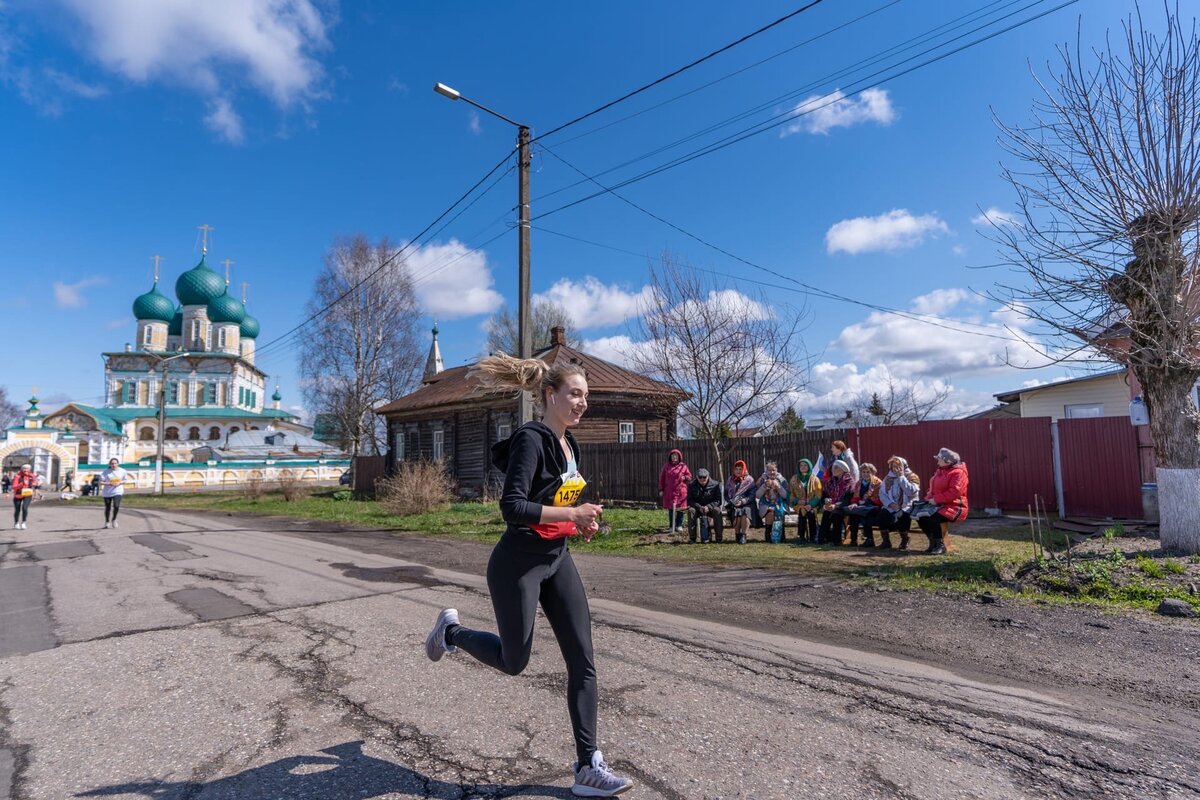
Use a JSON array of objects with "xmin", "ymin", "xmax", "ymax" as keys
[{"xmin": 76, "ymin": 740, "xmax": 572, "ymax": 799}]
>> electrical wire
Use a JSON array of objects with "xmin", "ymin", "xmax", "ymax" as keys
[{"xmin": 535, "ymin": 0, "xmax": 829, "ymax": 141}]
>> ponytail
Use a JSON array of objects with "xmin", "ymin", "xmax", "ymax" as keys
[{"xmin": 471, "ymin": 354, "xmax": 586, "ymax": 411}]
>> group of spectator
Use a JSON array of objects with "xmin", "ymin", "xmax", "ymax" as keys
[{"xmin": 658, "ymin": 441, "xmax": 970, "ymax": 555}]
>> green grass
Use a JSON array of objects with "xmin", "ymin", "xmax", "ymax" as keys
[{"xmin": 63, "ymin": 491, "xmax": 1199, "ymax": 614}]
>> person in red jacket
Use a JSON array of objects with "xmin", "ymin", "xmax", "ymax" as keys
[
  {"xmin": 658, "ymin": 449, "xmax": 691, "ymax": 532},
  {"xmin": 919, "ymin": 447, "xmax": 969, "ymax": 555},
  {"xmin": 11, "ymin": 464, "xmax": 38, "ymax": 530}
]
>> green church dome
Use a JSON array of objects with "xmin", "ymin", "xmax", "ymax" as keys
[
  {"xmin": 175, "ymin": 255, "xmax": 225, "ymax": 306},
  {"xmin": 240, "ymin": 313, "xmax": 260, "ymax": 339},
  {"xmin": 132, "ymin": 282, "xmax": 174, "ymax": 322},
  {"xmin": 207, "ymin": 288, "xmax": 246, "ymax": 324},
  {"xmin": 272, "ymin": 387, "xmax": 282, "ymax": 402},
  {"xmin": 168, "ymin": 307, "xmax": 183, "ymax": 335}
]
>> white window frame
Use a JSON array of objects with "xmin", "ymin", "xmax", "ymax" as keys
[
  {"xmin": 217, "ymin": 328, "xmax": 227, "ymax": 349},
  {"xmin": 619, "ymin": 421, "xmax": 635, "ymax": 443},
  {"xmin": 497, "ymin": 423, "xmax": 512, "ymax": 441},
  {"xmin": 142, "ymin": 325, "xmax": 153, "ymax": 346},
  {"xmin": 190, "ymin": 319, "xmax": 202, "ymax": 347},
  {"xmin": 1064, "ymin": 403, "xmax": 1103, "ymax": 419},
  {"xmin": 433, "ymin": 429, "xmax": 444, "ymax": 462},
  {"xmin": 394, "ymin": 430, "xmax": 406, "ymax": 462}
]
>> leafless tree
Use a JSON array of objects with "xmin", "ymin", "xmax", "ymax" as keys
[
  {"xmin": 484, "ymin": 299, "xmax": 579, "ymax": 355},
  {"xmin": 631, "ymin": 252, "xmax": 808, "ymax": 486},
  {"xmin": 851, "ymin": 374, "xmax": 953, "ymax": 426},
  {"xmin": 299, "ymin": 235, "xmax": 423, "ymax": 458},
  {"xmin": 989, "ymin": 5, "xmax": 1200, "ymax": 551},
  {"xmin": 0, "ymin": 386, "xmax": 21, "ymax": 430}
]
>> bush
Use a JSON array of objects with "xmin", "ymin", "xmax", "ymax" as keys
[
  {"xmin": 277, "ymin": 469, "xmax": 309, "ymax": 502},
  {"xmin": 332, "ymin": 490, "xmax": 353, "ymax": 502},
  {"xmin": 377, "ymin": 460, "xmax": 455, "ymax": 516},
  {"xmin": 242, "ymin": 473, "xmax": 265, "ymax": 500}
]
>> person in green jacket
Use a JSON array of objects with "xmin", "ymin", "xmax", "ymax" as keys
[{"xmin": 788, "ymin": 459, "xmax": 822, "ymax": 543}]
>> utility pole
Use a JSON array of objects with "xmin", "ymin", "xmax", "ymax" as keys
[
  {"xmin": 151, "ymin": 351, "xmax": 191, "ymax": 495},
  {"xmin": 517, "ymin": 124, "xmax": 533, "ymax": 424}
]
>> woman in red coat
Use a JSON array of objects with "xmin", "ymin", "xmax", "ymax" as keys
[
  {"xmin": 658, "ymin": 449, "xmax": 691, "ymax": 532},
  {"xmin": 919, "ymin": 447, "xmax": 969, "ymax": 554}
]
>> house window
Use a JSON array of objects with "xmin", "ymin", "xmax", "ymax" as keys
[
  {"xmin": 619, "ymin": 421, "xmax": 634, "ymax": 443},
  {"xmin": 205, "ymin": 383, "xmax": 216, "ymax": 405},
  {"xmin": 208, "ymin": 426, "xmax": 221, "ymax": 441},
  {"xmin": 167, "ymin": 381, "xmax": 180, "ymax": 405},
  {"xmin": 394, "ymin": 430, "xmax": 406, "ymax": 462},
  {"xmin": 497, "ymin": 423, "xmax": 511, "ymax": 441},
  {"xmin": 188, "ymin": 426, "xmax": 201, "ymax": 441},
  {"xmin": 1065, "ymin": 404, "xmax": 1103, "ymax": 419},
  {"xmin": 433, "ymin": 429, "xmax": 444, "ymax": 462}
]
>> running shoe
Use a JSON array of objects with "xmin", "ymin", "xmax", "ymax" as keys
[
  {"xmin": 571, "ymin": 750, "xmax": 634, "ymax": 797},
  {"xmin": 112, "ymin": 520, "xmax": 119, "ymax": 529},
  {"xmin": 424, "ymin": 608, "xmax": 459, "ymax": 662},
  {"xmin": 104, "ymin": 522, "xmax": 110, "ymax": 529}
]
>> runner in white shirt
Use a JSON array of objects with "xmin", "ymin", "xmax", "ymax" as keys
[{"xmin": 99, "ymin": 458, "xmax": 129, "ymax": 529}]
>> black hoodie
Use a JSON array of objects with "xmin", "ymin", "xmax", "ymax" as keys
[{"xmin": 492, "ymin": 420, "xmax": 582, "ymax": 552}]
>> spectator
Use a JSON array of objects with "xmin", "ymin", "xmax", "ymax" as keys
[
  {"xmin": 1, "ymin": 471, "xmax": 10, "ymax": 495},
  {"xmin": 755, "ymin": 461, "xmax": 789, "ymax": 542},
  {"xmin": 920, "ymin": 448, "xmax": 970, "ymax": 555},
  {"xmin": 788, "ymin": 459, "xmax": 822, "ymax": 543},
  {"xmin": 62, "ymin": 469, "xmax": 75, "ymax": 494},
  {"xmin": 89, "ymin": 474, "xmax": 101, "ymax": 496},
  {"xmin": 870, "ymin": 457, "xmax": 919, "ymax": 549},
  {"xmin": 686, "ymin": 468, "xmax": 724, "ymax": 543},
  {"xmin": 725, "ymin": 460, "xmax": 755, "ymax": 545},
  {"xmin": 831, "ymin": 440, "xmax": 860, "ymax": 484},
  {"xmin": 846, "ymin": 463, "xmax": 883, "ymax": 546},
  {"xmin": 818, "ymin": 461, "xmax": 854, "ymax": 544},
  {"xmin": 658, "ymin": 449, "xmax": 692, "ymax": 532}
]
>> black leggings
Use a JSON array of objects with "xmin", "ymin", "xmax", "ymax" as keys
[
  {"xmin": 104, "ymin": 496, "xmax": 122, "ymax": 521},
  {"xmin": 12, "ymin": 497, "xmax": 30, "ymax": 524},
  {"xmin": 449, "ymin": 538, "xmax": 597, "ymax": 766}
]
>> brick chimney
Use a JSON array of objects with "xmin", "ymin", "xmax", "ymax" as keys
[{"xmin": 550, "ymin": 326, "xmax": 566, "ymax": 347}]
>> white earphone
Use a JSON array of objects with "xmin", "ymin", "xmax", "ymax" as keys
[{"xmin": 550, "ymin": 395, "xmax": 557, "ymax": 405}]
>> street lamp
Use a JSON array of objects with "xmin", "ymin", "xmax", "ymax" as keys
[
  {"xmin": 434, "ymin": 82, "xmax": 533, "ymax": 424},
  {"xmin": 146, "ymin": 351, "xmax": 192, "ymax": 495}
]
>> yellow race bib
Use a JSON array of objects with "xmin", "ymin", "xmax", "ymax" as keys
[{"xmin": 552, "ymin": 474, "xmax": 587, "ymax": 507}]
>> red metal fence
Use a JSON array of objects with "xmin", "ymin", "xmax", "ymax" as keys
[
  {"xmin": 577, "ymin": 416, "xmax": 1145, "ymax": 519},
  {"xmin": 1058, "ymin": 417, "xmax": 1144, "ymax": 519}
]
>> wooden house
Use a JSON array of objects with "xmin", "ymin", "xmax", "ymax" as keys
[{"xmin": 374, "ymin": 326, "xmax": 688, "ymax": 496}]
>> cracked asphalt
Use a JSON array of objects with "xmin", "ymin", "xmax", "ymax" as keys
[{"xmin": 1, "ymin": 505, "xmax": 1198, "ymax": 799}]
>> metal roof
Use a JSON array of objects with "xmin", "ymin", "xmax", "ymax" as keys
[{"xmin": 994, "ymin": 368, "xmax": 1126, "ymax": 403}]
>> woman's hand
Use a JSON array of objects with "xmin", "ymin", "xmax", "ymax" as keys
[{"xmin": 571, "ymin": 503, "xmax": 603, "ymax": 528}]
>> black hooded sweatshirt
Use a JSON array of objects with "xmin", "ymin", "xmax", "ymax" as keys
[{"xmin": 492, "ymin": 421, "xmax": 581, "ymax": 553}]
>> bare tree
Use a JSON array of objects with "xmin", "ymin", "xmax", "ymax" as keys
[
  {"xmin": 299, "ymin": 235, "xmax": 423, "ymax": 458},
  {"xmin": 0, "ymin": 386, "xmax": 21, "ymax": 430},
  {"xmin": 632, "ymin": 252, "xmax": 807, "ymax": 486},
  {"xmin": 849, "ymin": 374, "xmax": 952, "ymax": 426},
  {"xmin": 990, "ymin": 6, "xmax": 1200, "ymax": 551},
  {"xmin": 484, "ymin": 299, "xmax": 579, "ymax": 355}
]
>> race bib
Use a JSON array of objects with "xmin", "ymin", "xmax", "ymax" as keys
[
  {"xmin": 109, "ymin": 477, "xmax": 122, "ymax": 485},
  {"xmin": 552, "ymin": 474, "xmax": 587, "ymax": 507},
  {"xmin": 18, "ymin": 488, "xmax": 33, "ymax": 498}
]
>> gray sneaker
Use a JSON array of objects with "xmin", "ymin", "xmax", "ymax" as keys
[
  {"xmin": 424, "ymin": 608, "xmax": 459, "ymax": 662},
  {"xmin": 571, "ymin": 750, "xmax": 634, "ymax": 797}
]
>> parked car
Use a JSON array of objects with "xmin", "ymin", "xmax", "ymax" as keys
[{"xmin": 339, "ymin": 470, "xmax": 353, "ymax": 486}]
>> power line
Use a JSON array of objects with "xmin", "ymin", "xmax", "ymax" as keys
[
  {"xmin": 536, "ymin": 147, "xmax": 1032, "ymax": 345},
  {"xmin": 536, "ymin": 0, "xmax": 829, "ymax": 141},
  {"xmin": 253, "ymin": 147, "xmax": 516, "ymax": 360},
  {"xmin": 534, "ymin": 0, "xmax": 1074, "ymax": 216}
]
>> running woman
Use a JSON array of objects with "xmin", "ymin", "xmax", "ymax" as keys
[
  {"xmin": 100, "ymin": 458, "xmax": 129, "ymax": 529},
  {"xmin": 11, "ymin": 464, "xmax": 37, "ymax": 530},
  {"xmin": 424, "ymin": 355, "xmax": 634, "ymax": 797}
]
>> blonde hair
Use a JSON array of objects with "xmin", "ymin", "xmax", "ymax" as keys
[
  {"xmin": 860, "ymin": 462, "xmax": 876, "ymax": 476},
  {"xmin": 471, "ymin": 354, "xmax": 587, "ymax": 411}
]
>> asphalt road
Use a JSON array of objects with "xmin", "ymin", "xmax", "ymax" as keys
[{"xmin": 1, "ymin": 503, "xmax": 1198, "ymax": 799}]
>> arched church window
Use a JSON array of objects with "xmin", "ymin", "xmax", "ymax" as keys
[
  {"xmin": 208, "ymin": 426, "xmax": 221, "ymax": 441},
  {"xmin": 165, "ymin": 427, "xmax": 179, "ymax": 441},
  {"xmin": 139, "ymin": 427, "xmax": 154, "ymax": 441},
  {"xmin": 188, "ymin": 427, "xmax": 201, "ymax": 441}
]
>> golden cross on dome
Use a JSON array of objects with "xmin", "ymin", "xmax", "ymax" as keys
[
  {"xmin": 151, "ymin": 255, "xmax": 163, "ymax": 282},
  {"xmin": 197, "ymin": 223, "xmax": 214, "ymax": 254},
  {"xmin": 221, "ymin": 258, "xmax": 234, "ymax": 285}
]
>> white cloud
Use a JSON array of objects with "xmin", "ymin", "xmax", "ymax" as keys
[
  {"xmin": 53, "ymin": 277, "xmax": 105, "ymax": 309},
  {"xmin": 952, "ymin": 244, "xmax": 967, "ymax": 257},
  {"xmin": 578, "ymin": 334, "xmax": 660, "ymax": 369},
  {"xmin": 830, "ymin": 288, "xmax": 1053, "ymax": 377},
  {"xmin": 204, "ymin": 97, "xmax": 245, "ymax": 144},
  {"xmin": 781, "ymin": 87, "xmax": 895, "ymax": 137},
  {"xmin": 971, "ymin": 207, "xmax": 1020, "ymax": 227},
  {"xmin": 468, "ymin": 110, "xmax": 481, "ymax": 135},
  {"xmin": 826, "ymin": 209, "xmax": 949, "ymax": 255},
  {"xmin": 789, "ymin": 363, "xmax": 993, "ymax": 422},
  {"xmin": 534, "ymin": 277, "xmax": 656, "ymax": 329},
  {"xmin": 105, "ymin": 317, "xmax": 131, "ymax": 330},
  {"xmin": 407, "ymin": 239, "xmax": 503, "ymax": 318},
  {"xmin": 43, "ymin": 68, "xmax": 106, "ymax": 99},
  {"xmin": 387, "ymin": 76, "xmax": 409, "ymax": 94}
]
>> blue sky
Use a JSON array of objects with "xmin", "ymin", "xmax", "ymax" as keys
[{"xmin": 0, "ymin": 0, "xmax": 1154, "ymax": 422}]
